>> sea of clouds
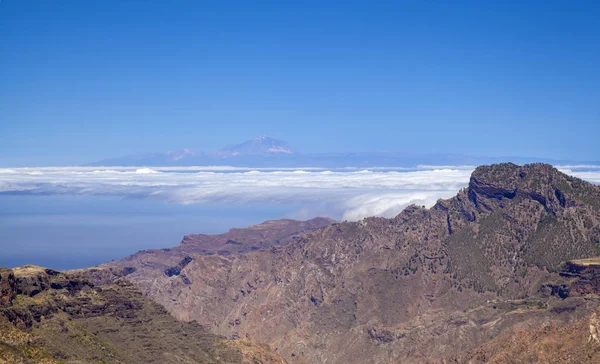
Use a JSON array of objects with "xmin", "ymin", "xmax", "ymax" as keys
[{"xmin": 1, "ymin": 165, "xmax": 599, "ymax": 221}]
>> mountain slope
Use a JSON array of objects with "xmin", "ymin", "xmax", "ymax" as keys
[
  {"xmin": 0, "ymin": 265, "xmax": 284, "ymax": 363},
  {"xmin": 113, "ymin": 163, "xmax": 600, "ymax": 363}
]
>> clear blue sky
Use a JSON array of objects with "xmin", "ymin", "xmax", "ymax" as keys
[{"xmin": 1, "ymin": 0, "xmax": 599, "ymax": 165}]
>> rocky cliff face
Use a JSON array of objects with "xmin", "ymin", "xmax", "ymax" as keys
[
  {"xmin": 112, "ymin": 163, "xmax": 600, "ymax": 363},
  {"xmin": 0, "ymin": 265, "xmax": 285, "ymax": 363}
]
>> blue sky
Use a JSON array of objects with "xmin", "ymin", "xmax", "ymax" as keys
[{"xmin": 1, "ymin": 0, "xmax": 599, "ymax": 165}]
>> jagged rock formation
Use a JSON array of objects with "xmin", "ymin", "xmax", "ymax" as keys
[
  {"xmin": 110, "ymin": 163, "xmax": 600, "ymax": 363},
  {"xmin": 0, "ymin": 265, "xmax": 285, "ymax": 363}
]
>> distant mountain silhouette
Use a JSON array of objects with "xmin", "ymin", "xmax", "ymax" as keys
[
  {"xmin": 87, "ymin": 137, "xmax": 596, "ymax": 167},
  {"xmin": 218, "ymin": 136, "xmax": 295, "ymax": 156}
]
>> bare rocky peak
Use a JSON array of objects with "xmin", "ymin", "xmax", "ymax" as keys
[{"xmin": 469, "ymin": 162, "xmax": 597, "ymax": 210}]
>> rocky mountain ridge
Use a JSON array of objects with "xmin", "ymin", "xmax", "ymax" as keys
[{"xmin": 111, "ymin": 163, "xmax": 600, "ymax": 363}]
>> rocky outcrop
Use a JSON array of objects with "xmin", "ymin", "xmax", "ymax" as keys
[
  {"xmin": 468, "ymin": 163, "xmax": 586, "ymax": 214},
  {"xmin": 164, "ymin": 256, "xmax": 193, "ymax": 277},
  {"xmin": 0, "ymin": 268, "xmax": 16, "ymax": 306},
  {"xmin": 541, "ymin": 258, "xmax": 600, "ymax": 299}
]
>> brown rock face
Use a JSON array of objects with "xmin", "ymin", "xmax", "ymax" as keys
[{"xmin": 114, "ymin": 163, "xmax": 600, "ymax": 363}]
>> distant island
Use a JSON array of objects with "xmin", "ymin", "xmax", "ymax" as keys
[{"xmin": 88, "ymin": 136, "xmax": 599, "ymax": 168}]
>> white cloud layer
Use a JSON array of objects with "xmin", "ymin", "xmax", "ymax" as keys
[{"xmin": 1, "ymin": 166, "xmax": 598, "ymax": 221}]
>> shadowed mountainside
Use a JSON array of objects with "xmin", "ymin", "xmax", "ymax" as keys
[
  {"xmin": 111, "ymin": 163, "xmax": 600, "ymax": 363},
  {"xmin": 0, "ymin": 265, "xmax": 285, "ymax": 364}
]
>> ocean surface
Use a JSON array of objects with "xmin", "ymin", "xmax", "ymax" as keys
[{"xmin": 0, "ymin": 195, "xmax": 292, "ymax": 269}]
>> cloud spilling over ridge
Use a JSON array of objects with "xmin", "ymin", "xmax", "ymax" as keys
[
  {"xmin": 556, "ymin": 168, "xmax": 600, "ymax": 184},
  {"xmin": 1, "ymin": 166, "xmax": 598, "ymax": 221}
]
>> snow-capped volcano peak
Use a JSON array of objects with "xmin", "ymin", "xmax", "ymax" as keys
[
  {"xmin": 88, "ymin": 137, "xmax": 297, "ymax": 166},
  {"xmin": 219, "ymin": 136, "xmax": 295, "ymax": 156},
  {"xmin": 166, "ymin": 148, "xmax": 194, "ymax": 161},
  {"xmin": 266, "ymin": 146, "xmax": 293, "ymax": 153}
]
